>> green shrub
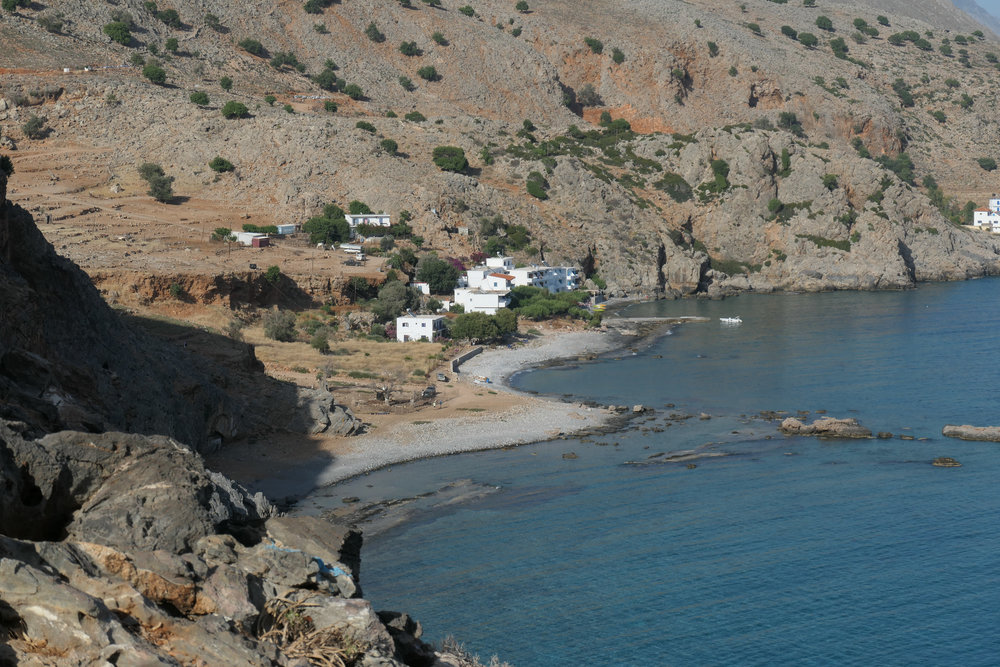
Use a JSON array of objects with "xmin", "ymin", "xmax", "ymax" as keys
[
  {"xmin": 324, "ymin": 100, "xmax": 338, "ymax": 112},
  {"xmin": 432, "ymin": 146, "xmax": 467, "ymax": 172},
  {"xmin": 458, "ymin": 5, "xmax": 474, "ymax": 16},
  {"xmin": 930, "ymin": 110, "xmax": 946, "ymax": 123},
  {"xmin": 356, "ymin": 120, "xmax": 376, "ymax": 133},
  {"xmin": 654, "ymin": 173, "xmax": 692, "ymax": 203},
  {"xmin": 262, "ymin": 308, "xmax": 297, "ymax": 342},
  {"xmin": 103, "ymin": 22, "xmax": 132, "ymax": 46},
  {"xmin": 432, "ymin": 32, "xmax": 448, "ymax": 46},
  {"xmin": 264, "ymin": 94, "xmax": 276, "ymax": 105},
  {"xmin": 205, "ymin": 12, "xmax": 223, "ymax": 31},
  {"xmin": 816, "ymin": 15, "xmax": 833, "ymax": 31},
  {"xmin": 343, "ymin": 84, "xmax": 364, "ymax": 100},
  {"xmin": 365, "ymin": 22, "xmax": 385, "ymax": 42},
  {"xmin": 142, "ymin": 63, "xmax": 167, "ymax": 84},
  {"xmin": 746, "ymin": 23, "xmax": 761, "ymax": 35},
  {"xmin": 138, "ymin": 163, "xmax": 174, "ymax": 203},
  {"xmin": 156, "ymin": 8, "xmax": 182, "ymax": 29},
  {"xmin": 822, "ymin": 173, "xmax": 838, "ymax": 190},
  {"xmin": 516, "ymin": 0, "xmax": 529, "ymax": 11},
  {"xmin": 380, "ymin": 138, "xmax": 398, "ymax": 154},
  {"xmin": 399, "ymin": 76, "xmax": 415, "ymax": 91},
  {"xmin": 221, "ymin": 101, "xmax": 248, "ymax": 119},
  {"xmin": 169, "ymin": 283, "xmax": 184, "ymax": 299},
  {"xmin": 22, "ymin": 115, "xmax": 48, "ymax": 140},
  {"xmin": 303, "ymin": 203, "xmax": 350, "ymax": 245},
  {"xmin": 404, "ymin": 110, "xmax": 426, "ymax": 122},
  {"xmin": 209, "ymin": 156, "xmax": 234, "ymax": 172},
  {"xmin": 584, "ymin": 37, "xmax": 603, "ymax": 53},
  {"xmin": 977, "ymin": 157, "xmax": 997, "ymax": 171},
  {"xmin": 284, "ymin": 104, "xmax": 294, "ymax": 113},
  {"xmin": 707, "ymin": 40, "xmax": 720, "ymax": 55},
  {"xmin": 239, "ymin": 39, "xmax": 266, "ymax": 57},
  {"xmin": 165, "ymin": 38, "xmax": 179, "ymax": 53},
  {"xmin": 799, "ymin": 32, "xmax": 818, "ymax": 48},
  {"xmin": 37, "ymin": 12, "xmax": 64, "ymax": 33},
  {"xmin": 417, "ymin": 66, "xmax": 439, "ymax": 81},
  {"xmin": 220, "ymin": 76, "xmax": 233, "ymax": 91},
  {"xmin": 400, "ymin": 41, "xmax": 421, "ymax": 56},
  {"xmin": 780, "ymin": 25, "xmax": 797, "ymax": 40},
  {"xmin": 265, "ymin": 265, "xmax": 282, "ymax": 284}
]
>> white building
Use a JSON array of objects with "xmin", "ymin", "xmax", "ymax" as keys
[
  {"xmin": 454, "ymin": 288, "xmax": 511, "ymax": 315},
  {"xmin": 396, "ymin": 314, "xmax": 445, "ymax": 342},
  {"xmin": 234, "ymin": 231, "xmax": 268, "ymax": 247},
  {"xmin": 411, "ymin": 281, "xmax": 431, "ymax": 295},
  {"xmin": 973, "ymin": 196, "xmax": 1000, "ymax": 232},
  {"xmin": 464, "ymin": 256, "xmax": 581, "ymax": 293},
  {"xmin": 345, "ymin": 213, "xmax": 391, "ymax": 228},
  {"xmin": 276, "ymin": 224, "xmax": 297, "ymax": 235}
]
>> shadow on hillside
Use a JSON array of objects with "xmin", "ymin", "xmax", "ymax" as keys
[{"xmin": 126, "ymin": 314, "xmax": 336, "ymax": 507}]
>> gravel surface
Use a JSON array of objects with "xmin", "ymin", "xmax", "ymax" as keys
[{"xmin": 313, "ymin": 329, "xmax": 623, "ymax": 486}]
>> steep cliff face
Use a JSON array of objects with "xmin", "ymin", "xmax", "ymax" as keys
[{"xmin": 0, "ymin": 199, "xmax": 246, "ymax": 448}]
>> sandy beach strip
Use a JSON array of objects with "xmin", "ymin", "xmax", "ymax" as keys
[{"xmin": 310, "ymin": 328, "xmax": 623, "ymax": 488}]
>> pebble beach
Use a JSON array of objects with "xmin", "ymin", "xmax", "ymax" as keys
[{"xmin": 311, "ymin": 329, "xmax": 623, "ymax": 488}]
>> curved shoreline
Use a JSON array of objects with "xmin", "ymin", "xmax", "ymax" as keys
[{"xmin": 306, "ymin": 328, "xmax": 629, "ymax": 492}]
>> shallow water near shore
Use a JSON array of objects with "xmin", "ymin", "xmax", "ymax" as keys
[{"xmin": 303, "ymin": 280, "xmax": 1000, "ymax": 665}]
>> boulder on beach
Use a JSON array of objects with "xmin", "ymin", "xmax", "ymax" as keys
[
  {"xmin": 779, "ymin": 416, "xmax": 872, "ymax": 439},
  {"xmin": 941, "ymin": 424, "xmax": 1000, "ymax": 442}
]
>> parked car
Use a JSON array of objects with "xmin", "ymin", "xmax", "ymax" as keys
[
  {"xmin": 421, "ymin": 385, "xmax": 437, "ymax": 398},
  {"xmin": 436, "ymin": 372, "xmax": 448, "ymax": 382}
]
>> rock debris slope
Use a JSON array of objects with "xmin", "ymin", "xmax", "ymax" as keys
[{"xmin": 4, "ymin": 1, "xmax": 1000, "ymax": 297}]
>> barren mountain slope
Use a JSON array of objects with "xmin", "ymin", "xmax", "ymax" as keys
[{"xmin": 3, "ymin": 0, "xmax": 1000, "ymax": 297}]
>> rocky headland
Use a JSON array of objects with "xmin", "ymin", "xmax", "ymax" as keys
[{"xmin": 0, "ymin": 180, "xmax": 490, "ymax": 665}]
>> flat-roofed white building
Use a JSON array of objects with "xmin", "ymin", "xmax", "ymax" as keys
[
  {"xmin": 345, "ymin": 213, "xmax": 391, "ymax": 228},
  {"xmin": 395, "ymin": 314, "xmax": 445, "ymax": 342}
]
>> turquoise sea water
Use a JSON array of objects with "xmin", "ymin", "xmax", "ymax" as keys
[{"xmin": 324, "ymin": 281, "xmax": 1000, "ymax": 665}]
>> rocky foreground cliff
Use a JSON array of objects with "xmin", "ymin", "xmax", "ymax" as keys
[{"xmin": 0, "ymin": 175, "xmax": 485, "ymax": 666}]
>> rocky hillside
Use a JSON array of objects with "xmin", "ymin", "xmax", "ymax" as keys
[
  {"xmin": 4, "ymin": 0, "xmax": 1000, "ymax": 298},
  {"xmin": 0, "ymin": 174, "xmax": 484, "ymax": 665}
]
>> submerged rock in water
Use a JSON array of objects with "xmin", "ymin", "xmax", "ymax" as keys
[
  {"xmin": 932, "ymin": 457, "xmax": 962, "ymax": 467},
  {"xmin": 941, "ymin": 424, "xmax": 1000, "ymax": 442},
  {"xmin": 779, "ymin": 416, "xmax": 872, "ymax": 439}
]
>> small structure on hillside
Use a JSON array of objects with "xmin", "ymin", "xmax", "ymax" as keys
[
  {"xmin": 234, "ymin": 232, "xmax": 269, "ymax": 247},
  {"xmin": 345, "ymin": 212, "xmax": 391, "ymax": 229},
  {"xmin": 395, "ymin": 314, "xmax": 445, "ymax": 342},
  {"xmin": 973, "ymin": 195, "xmax": 1000, "ymax": 232}
]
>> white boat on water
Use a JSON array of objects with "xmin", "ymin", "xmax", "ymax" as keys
[{"xmin": 720, "ymin": 316, "xmax": 742, "ymax": 324}]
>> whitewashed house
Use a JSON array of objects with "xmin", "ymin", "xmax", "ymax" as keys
[
  {"xmin": 276, "ymin": 224, "xmax": 297, "ymax": 235},
  {"xmin": 395, "ymin": 314, "xmax": 445, "ymax": 342},
  {"xmin": 465, "ymin": 256, "xmax": 581, "ymax": 293},
  {"xmin": 411, "ymin": 281, "xmax": 431, "ymax": 295},
  {"xmin": 973, "ymin": 196, "xmax": 1000, "ymax": 232},
  {"xmin": 454, "ymin": 288, "xmax": 511, "ymax": 314},
  {"xmin": 345, "ymin": 213, "xmax": 391, "ymax": 229}
]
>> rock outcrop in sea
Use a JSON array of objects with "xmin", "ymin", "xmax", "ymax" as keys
[
  {"xmin": 779, "ymin": 416, "xmax": 872, "ymax": 439},
  {"xmin": 941, "ymin": 424, "xmax": 1000, "ymax": 442}
]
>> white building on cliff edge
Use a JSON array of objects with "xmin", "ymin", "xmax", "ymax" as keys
[{"xmin": 973, "ymin": 195, "xmax": 1000, "ymax": 232}]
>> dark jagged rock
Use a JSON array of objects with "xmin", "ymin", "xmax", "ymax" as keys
[
  {"xmin": 932, "ymin": 457, "xmax": 962, "ymax": 467},
  {"xmin": 0, "ymin": 203, "xmax": 247, "ymax": 452},
  {"xmin": 942, "ymin": 424, "xmax": 1000, "ymax": 442},
  {"xmin": 0, "ymin": 422, "xmax": 273, "ymax": 553}
]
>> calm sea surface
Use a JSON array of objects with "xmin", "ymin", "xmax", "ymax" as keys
[{"xmin": 308, "ymin": 281, "xmax": 1000, "ymax": 666}]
